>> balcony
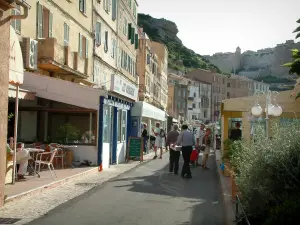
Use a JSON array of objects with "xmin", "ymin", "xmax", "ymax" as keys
[
  {"xmin": 38, "ymin": 38, "xmax": 88, "ymax": 79},
  {"xmin": 188, "ymin": 96, "xmax": 194, "ymax": 101}
]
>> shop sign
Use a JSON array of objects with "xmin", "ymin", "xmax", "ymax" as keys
[
  {"xmin": 111, "ymin": 74, "xmax": 138, "ymax": 101},
  {"xmin": 103, "ymin": 98, "xmax": 130, "ymax": 110}
]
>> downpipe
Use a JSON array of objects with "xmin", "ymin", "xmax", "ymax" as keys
[{"xmin": 0, "ymin": 0, "xmax": 30, "ymax": 25}]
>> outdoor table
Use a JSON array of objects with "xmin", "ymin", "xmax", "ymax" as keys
[{"xmin": 24, "ymin": 148, "xmax": 45, "ymax": 177}]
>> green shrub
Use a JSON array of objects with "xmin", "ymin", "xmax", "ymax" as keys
[{"xmin": 233, "ymin": 119, "xmax": 300, "ymax": 224}]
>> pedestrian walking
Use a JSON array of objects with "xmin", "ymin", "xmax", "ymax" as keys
[
  {"xmin": 141, "ymin": 124, "xmax": 149, "ymax": 154},
  {"xmin": 177, "ymin": 124, "xmax": 195, "ymax": 179},
  {"xmin": 166, "ymin": 124, "xmax": 180, "ymax": 175},
  {"xmin": 196, "ymin": 123, "xmax": 206, "ymax": 166},
  {"xmin": 153, "ymin": 122, "xmax": 164, "ymax": 159},
  {"xmin": 202, "ymin": 127, "xmax": 212, "ymax": 169}
]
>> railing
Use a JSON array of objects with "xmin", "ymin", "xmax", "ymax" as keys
[{"xmin": 235, "ymin": 195, "xmax": 251, "ymax": 225}]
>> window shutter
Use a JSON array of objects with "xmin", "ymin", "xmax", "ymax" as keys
[
  {"xmin": 49, "ymin": 11, "xmax": 53, "ymax": 37},
  {"xmin": 36, "ymin": 2, "xmax": 43, "ymax": 38},
  {"xmin": 79, "ymin": 0, "xmax": 84, "ymax": 12},
  {"xmin": 96, "ymin": 22, "xmax": 101, "ymax": 45},
  {"xmin": 127, "ymin": 23, "xmax": 132, "ymax": 40},
  {"xmin": 131, "ymin": 28, "xmax": 135, "ymax": 44},
  {"xmin": 112, "ymin": 0, "xmax": 117, "ymax": 21},
  {"xmin": 108, "ymin": 0, "xmax": 111, "ymax": 12},
  {"xmin": 135, "ymin": 34, "xmax": 139, "ymax": 49},
  {"xmin": 78, "ymin": 33, "xmax": 82, "ymax": 58},
  {"xmin": 85, "ymin": 38, "xmax": 89, "ymax": 58},
  {"xmin": 103, "ymin": 0, "xmax": 106, "ymax": 10},
  {"xmin": 104, "ymin": 31, "xmax": 108, "ymax": 53}
]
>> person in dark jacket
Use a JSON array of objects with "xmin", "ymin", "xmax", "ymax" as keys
[
  {"xmin": 141, "ymin": 124, "xmax": 149, "ymax": 154},
  {"xmin": 166, "ymin": 124, "xmax": 180, "ymax": 175},
  {"xmin": 230, "ymin": 122, "xmax": 242, "ymax": 141}
]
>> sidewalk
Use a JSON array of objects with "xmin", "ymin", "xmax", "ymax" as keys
[
  {"xmin": 0, "ymin": 150, "xmax": 159, "ymax": 225},
  {"xmin": 215, "ymin": 149, "xmax": 235, "ymax": 225}
]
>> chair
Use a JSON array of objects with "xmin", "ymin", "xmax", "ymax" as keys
[
  {"xmin": 34, "ymin": 149, "xmax": 58, "ymax": 179},
  {"xmin": 49, "ymin": 143, "xmax": 66, "ymax": 169}
]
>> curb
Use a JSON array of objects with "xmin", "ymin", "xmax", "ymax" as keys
[
  {"xmin": 215, "ymin": 150, "xmax": 235, "ymax": 225},
  {"xmin": 5, "ymin": 150, "xmax": 162, "ymax": 204}
]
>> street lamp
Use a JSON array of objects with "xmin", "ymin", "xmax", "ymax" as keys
[{"xmin": 251, "ymin": 91, "xmax": 282, "ymax": 137}]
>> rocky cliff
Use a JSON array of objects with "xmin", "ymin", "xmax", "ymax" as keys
[{"xmin": 138, "ymin": 14, "xmax": 222, "ymax": 74}]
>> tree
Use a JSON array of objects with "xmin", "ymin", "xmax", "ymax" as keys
[{"xmin": 283, "ymin": 18, "xmax": 300, "ymax": 98}]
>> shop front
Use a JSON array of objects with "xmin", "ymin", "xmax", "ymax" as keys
[
  {"xmin": 130, "ymin": 101, "xmax": 167, "ymax": 138},
  {"xmin": 98, "ymin": 74, "xmax": 138, "ymax": 170}
]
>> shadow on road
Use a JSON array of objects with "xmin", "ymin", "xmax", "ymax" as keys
[{"xmin": 109, "ymin": 152, "xmax": 224, "ymax": 225}]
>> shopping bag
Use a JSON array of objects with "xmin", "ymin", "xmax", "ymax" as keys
[{"xmin": 190, "ymin": 149, "xmax": 198, "ymax": 161}]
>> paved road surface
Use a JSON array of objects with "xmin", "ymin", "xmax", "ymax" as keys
[{"xmin": 28, "ymin": 151, "xmax": 224, "ymax": 225}]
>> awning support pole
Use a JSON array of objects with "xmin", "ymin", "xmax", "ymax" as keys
[{"xmin": 12, "ymin": 84, "xmax": 19, "ymax": 184}]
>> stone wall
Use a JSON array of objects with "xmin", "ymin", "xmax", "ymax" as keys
[{"xmin": 206, "ymin": 40, "xmax": 300, "ymax": 78}]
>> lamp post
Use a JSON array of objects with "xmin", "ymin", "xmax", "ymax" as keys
[{"xmin": 251, "ymin": 91, "xmax": 282, "ymax": 137}]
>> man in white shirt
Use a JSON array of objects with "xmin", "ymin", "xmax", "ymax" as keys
[
  {"xmin": 195, "ymin": 123, "xmax": 206, "ymax": 166},
  {"xmin": 152, "ymin": 122, "xmax": 163, "ymax": 159}
]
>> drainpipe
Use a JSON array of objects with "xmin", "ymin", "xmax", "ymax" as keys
[{"xmin": 7, "ymin": 0, "xmax": 30, "ymax": 20}]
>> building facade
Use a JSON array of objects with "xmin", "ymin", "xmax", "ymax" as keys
[{"xmin": 187, "ymin": 81, "xmax": 212, "ymax": 123}]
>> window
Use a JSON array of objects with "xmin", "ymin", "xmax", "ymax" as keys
[
  {"xmin": 11, "ymin": 5, "xmax": 21, "ymax": 33},
  {"xmin": 122, "ymin": 110, "xmax": 127, "ymax": 141},
  {"xmin": 227, "ymin": 92, "xmax": 230, "ymax": 98},
  {"xmin": 37, "ymin": 2, "xmax": 53, "ymax": 38},
  {"xmin": 78, "ymin": 33, "xmax": 88, "ymax": 58},
  {"xmin": 123, "ymin": 17, "xmax": 127, "ymax": 35},
  {"xmin": 204, "ymin": 110, "xmax": 207, "ymax": 118},
  {"xmin": 95, "ymin": 22, "xmax": 101, "ymax": 45},
  {"xmin": 111, "ymin": 38, "xmax": 116, "ymax": 58},
  {"xmin": 192, "ymin": 103, "xmax": 196, "ymax": 108},
  {"xmin": 64, "ymin": 23, "xmax": 70, "ymax": 46},
  {"xmin": 103, "ymin": 0, "xmax": 110, "ymax": 13},
  {"xmin": 79, "ymin": 0, "xmax": 86, "ymax": 14},
  {"xmin": 118, "ymin": 110, "xmax": 127, "ymax": 142},
  {"xmin": 133, "ymin": 3, "xmax": 136, "ymax": 18},
  {"xmin": 129, "ymin": 0, "xmax": 132, "ymax": 8},
  {"xmin": 104, "ymin": 31, "xmax": 108, "ymax": 53},
  {"xmin": 112, "ymin": 0, "xmax": 117, "ymax": 20},
  {"xmin": 146, "ymin": 54, "xmax": 150, "ymax": 64},
  {"xmin": 118, "ymin": 110, "xmax": 122, "ymax": 142},
  {"xmin": 227, "ymin": 83, "xmax": 230, "ymax": 87}
]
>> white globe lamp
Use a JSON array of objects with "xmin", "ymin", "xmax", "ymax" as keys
[
  {"xmin": 272, "ymin": 105, "xmax": 283, "ymax": 117},
  {"xmin": 265, "ymin": 104, "xmax": 275, "ymax": 116},
  {"xmin": 251, "ymin": 104, "xmax": 263, "ymax": 117}
]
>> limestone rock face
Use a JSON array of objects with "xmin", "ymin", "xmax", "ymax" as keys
[{"xmin": 138, "ymin": 14, "xmax": 221, "ymax": 74}]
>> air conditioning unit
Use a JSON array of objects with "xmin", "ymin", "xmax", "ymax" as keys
[{"xmin": 21, "ymin": 37, "xmax": 38, "ymax": 70}]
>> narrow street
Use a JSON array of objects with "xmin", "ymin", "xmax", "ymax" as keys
[{"xmin": 28, "ymin": 152, "xmax": 224, "ymax": 225}]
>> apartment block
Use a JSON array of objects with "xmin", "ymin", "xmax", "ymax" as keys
[
  {"xmin": 168, "ymin": 73, "xmax": 191, "ymax": 121},
  {"xmin": 11, "ymin": 0, "xmax": 94, "ymax": 83},
  {"xmin": 151, "ymin": 41, "xmax": 168, "ymax": 110},
  {"xmin": 185, "ymin": 69, "xmax": 256, "ymax": 122},
  {"xmin": 92, "ymin": 0, "xmax": 118, "ymax": 90},
  {"xmin": 253, "ymin": 80, "xmax": 270, "ymax": 94},
  {"xmin": 117, "ymin": 0, "xmax": 139, "ymax": 84}
]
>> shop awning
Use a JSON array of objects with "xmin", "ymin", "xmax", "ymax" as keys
[
  {"xmin": 131, "ymin": 101, "xmax": 166, "ymax": 121},
  {"xmin": 9, "ymin": 25, "xmax": 24, "ymax": 85},
  {"xmin": 8, "ymin": 84, "xmax": 35, "ymax": 100},
  {"xmin": 21, "ymin": 72, "xmax": 107, "ymax": 110}
]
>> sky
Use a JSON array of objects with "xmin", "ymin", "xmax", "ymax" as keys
[{"xmin": 137, "ymin": 0, "xmax": 300, "ymax": 55}]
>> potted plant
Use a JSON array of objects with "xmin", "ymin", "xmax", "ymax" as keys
[{"xmin": 56, "ymin": 123, "xmax": 80, "ymax": 144}]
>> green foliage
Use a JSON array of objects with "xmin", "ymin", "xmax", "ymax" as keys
[
  {"xmin": 254, "ymin": 75, "xmax": 295, "ymax": 84},
  {"xmin": 293, "ymin": 18, "xmax": 300, "ymax": 39},
  {"xmin": 56, "ymin": 123, "xmax": 80, "ymax": 144},
  {"xmin": 138, "ymin": 14, "xmax": 222, "ymax": 74},
  {"xmin": 8, "ymin": 113, "xmax": 14, "ymax": 122},
  {"xmin": 231, "ymin": 120, "xmax": 300, "ymax": 224}
]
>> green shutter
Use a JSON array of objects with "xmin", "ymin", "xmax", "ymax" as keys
[
  {"xmin": 86, "ymin": 38, "xmax": 88, "ymax": 58},
  {"xmin": 36, "ymin": 1, "xmax": 43, "ymax": 38},
  {"xmin": 131, "ymin": 28, "xmax": 135, "ymax": 44},
  {"xmin": 49, "ymin": 12, "xmax": 53, "ymax": 37},
  {"xmin": 112, "ymin": 0, "xmax": 117, "ymax": 21},
  {"xmin": 135, "ymin": 34, "xmax": 139, "ymax": 49},
  {"xmin": 96, "ymin": 22, "xmax": 101, "ymax": 45},
  {"xmin": 78, "ymin": 33, "xmax": 82, "ymax": 58},
  {"xmin": 127, "ymin": 23, "xmax": 132, "ymax": 40}
]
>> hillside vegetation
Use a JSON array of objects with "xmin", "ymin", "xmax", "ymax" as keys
[{"xmin": 138, "ymin": 14, "xmax": 222, "ymax": 74}]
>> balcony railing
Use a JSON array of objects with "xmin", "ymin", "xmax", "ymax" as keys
[{"xmin": 37, "ymin": 38, "xmax": 88, "ymax": 78}]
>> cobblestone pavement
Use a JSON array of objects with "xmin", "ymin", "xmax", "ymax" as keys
[
  {"xmin": 28, "ymin": 151, "xmax": 224, "ymax": 225},
  {"xmin": 0, "ymin": 152, "xmax": 156, "ymax": 225}
]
